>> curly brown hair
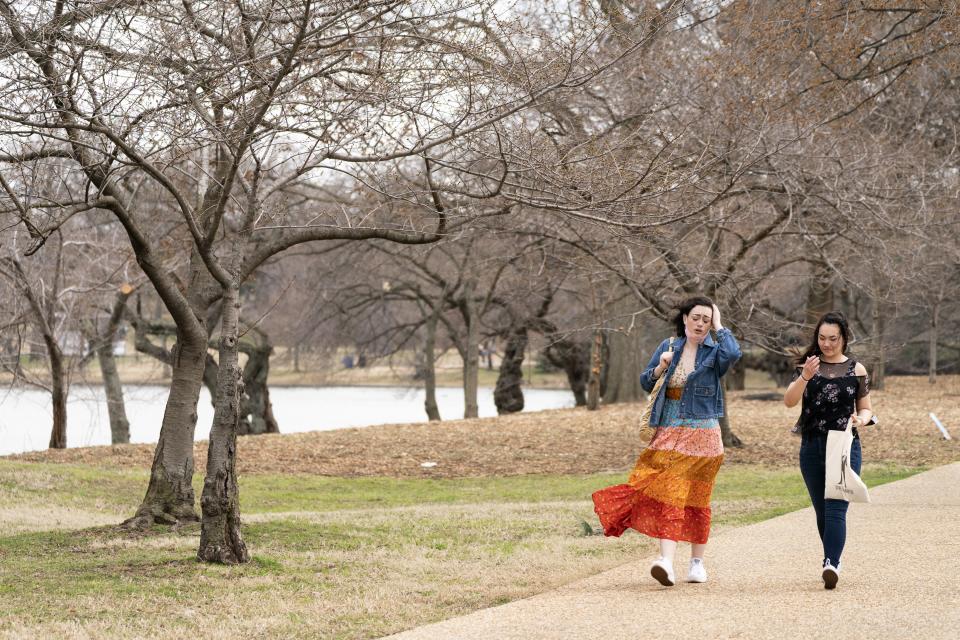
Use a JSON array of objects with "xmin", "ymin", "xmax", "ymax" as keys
[{"xmin": 672, "ymin": 296, "xmax": 714, "ymax": 337}]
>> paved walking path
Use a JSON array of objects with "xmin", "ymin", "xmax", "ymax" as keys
[{"xmin": 384, "ymin": 462, "xmax": 960, "ymax": 640}]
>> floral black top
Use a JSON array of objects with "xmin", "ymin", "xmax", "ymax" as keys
[{"xmin": 793, "ymin": 358, "xmax": 870, "ymax": 436}]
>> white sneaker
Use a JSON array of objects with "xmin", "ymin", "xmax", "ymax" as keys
[
  {"xmin": 650, "ymin": 557, "xmax": 675, "ymax": 586},
  {"xmin": 822, "ymin": 559, "xmax": 840, "ymax": 590},
  {"xmin": 687, "ymin": 558, "xmax": 708, "ymax": 583}
]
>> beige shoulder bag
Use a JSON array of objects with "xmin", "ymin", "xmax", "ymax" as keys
[{"xmin": 638, "ymin": 337, "xmax": 675, "ymax": 441}]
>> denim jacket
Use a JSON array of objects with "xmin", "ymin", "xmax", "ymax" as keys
[{"xmin": 639, "ymin": 328, "xmax": 742, "ymax": 425}]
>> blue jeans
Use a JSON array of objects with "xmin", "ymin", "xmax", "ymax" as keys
[{"xmin": 799, "ymin": 433, "xmax": 862, "ymax": 566}]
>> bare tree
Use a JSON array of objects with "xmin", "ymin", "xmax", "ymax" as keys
[
  {"xmin": 86, "ymin": 286, "xmax": 134, "ymax": 444},
  {"xmin": 0, "ymin": 0, "xmax": 631, "ymax": 562},
  {"xmin": 0, "ymin": 238, "xmax": 71, "ymax": 448}
]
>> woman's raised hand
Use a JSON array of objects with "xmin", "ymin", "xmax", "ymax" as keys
[
  {"xmin": 657, "ymin": 350, "xmax": 674, "ymax": 372},
  {"xmin": 711, "ymin": 304, "xmax": 723, "ymax": 331},
  {"xmin": 802, "ymin": 355, "xmax": 820, "ymax": 381}
]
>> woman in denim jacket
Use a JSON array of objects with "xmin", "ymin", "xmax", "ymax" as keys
[{"xmin": 593, "ymin": 296, "xmax": 741, "ymax": 587}]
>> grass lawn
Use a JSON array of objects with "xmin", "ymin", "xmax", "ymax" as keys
[{"xmin": 0, "ymin": 461, "xmax": 923, "ymax": 640}]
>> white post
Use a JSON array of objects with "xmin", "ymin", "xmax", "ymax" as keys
[{"xmin": 929, "ymin": 413, "xmax": 952, "ymax": 440}]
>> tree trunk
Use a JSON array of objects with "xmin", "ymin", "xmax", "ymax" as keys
[
  {"xmin": 203, "ymin": 353, "xmax": 219, "ymax": 406},
  {"xmin": 806, "ymin": 263, "xmax": 834, "ymax": 324},
  {"xmin": 726, "ymin": 362, "xmax": 746, "ymax": 391},
  {"xmin": 462, "ymin": 280, "xmax": 480, "ymax": 419},
  {"xmin": 423, "ymin": 309, "xmax": 441, "ymax": 421},
  {"xmin": 123, "ymin": 333, "xmax": 208, "ymax": 528},
  {"xmin": 198, "ymin": 284, "xmax": 249, "ymax": 564},
  {"xmin": 239, "ymin": 373, "xmax": 279, "ymax": 435},
  {"xmin": 11, "ymin": 257, "xmax": 69, "ymax": 449},
  {"xmin": 719, "ymin": 382, "xmax": 742, "ymax": 448},
  {"xmin": 929, "ymin": 302, "xmax": 939, "ymax": 384},
  {"xmin": 586, "ymin": 329, "xmax": 602, "ymax": 410},
  {"xmin": 48, "ymin": 341, "xmax": 67, "ymax": 449},
  {"xmin": 98, "ymin": 289, "xmax": 133, "ymax": 444},
  {"xmin": 494, "ymin": 325, "xmax": 527, "ymax": 414},
  {"xmin": 261, "ymin": 384, "xmax": 279, "ymax": 433},
  {"xmin": 871, "ymin": 303, "xmax": 885, "ymax": 390},
  {"xmin": 545, "ymin": 339, "xmax": 589, "ymax": 406},
  {"xmin": 161, "ymin": 335, "xmax": 172, "ymax": 379},
  {"xmin": 602, "ymin": 327, "xmax": 643, "ymax": 404},
  {"xmin": 238, "ymin": 333, "xmax": 280, "ymax": 435},
  {"xmin": 97, "ymin": 340, "xmax": 130, "ymax": 444}
]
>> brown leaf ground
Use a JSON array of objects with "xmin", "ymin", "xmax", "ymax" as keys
[{"xmin": 9, "ymin": 375, "xmax": 959, "ymax": 476}]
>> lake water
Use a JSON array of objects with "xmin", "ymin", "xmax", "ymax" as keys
[{"xmin": 0, "ymin": 385, "xmax": 576, "ymax": 455}]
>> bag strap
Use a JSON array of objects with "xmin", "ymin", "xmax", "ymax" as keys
[
  {"xmin": 649, "ymin": 337, "xmax": 676, "ymax": 395},
  {"xmin": 638, "ymin": 337, "xmax": 675, "ymax": 435}
]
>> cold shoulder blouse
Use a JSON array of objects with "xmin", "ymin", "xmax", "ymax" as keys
[{"xmin": 793, "ymin": 358, "xmax": 870, "ymax": 436}]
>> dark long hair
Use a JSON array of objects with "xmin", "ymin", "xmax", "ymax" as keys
[
  {"xmin": 793, "ymin": 311, "xmax": 852, "ymax": 365},
  {"xmin": 672, "ymin": 296, "xmax": 714, "ymax": 337}
]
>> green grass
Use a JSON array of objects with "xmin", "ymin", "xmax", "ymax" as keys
[
  {"xmin": 0, "ymin": 460, "xmax": 922, "ymax": 515},
  {"xmin": 710, "ymin": 463, "xmax": 922, "ymax": 526},
  {"xmin": 0, "ymin": 461, "xmax": 928, "ymax": 640}
]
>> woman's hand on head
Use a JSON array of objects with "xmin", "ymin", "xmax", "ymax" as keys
[
  {"xmin": 711, "ymin": 304, "xmax": 722, "ymax": 331},
  {"xmin": 802, "ymin": 355, "xmax": 820, "ymax": 380}
]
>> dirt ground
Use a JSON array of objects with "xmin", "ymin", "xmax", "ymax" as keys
[{"xmin": 9, "ymin": 375, "xmax": 959, "ymax": 477}]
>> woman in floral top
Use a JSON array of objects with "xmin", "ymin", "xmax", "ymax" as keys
[{"xmin": 784, "ymin": 311, "xmax": 874, "ymax": 590}]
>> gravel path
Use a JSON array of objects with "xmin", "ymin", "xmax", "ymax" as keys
[{"xmin": 383, "ymin": 462, "xmax": 960, "ymax": 640}]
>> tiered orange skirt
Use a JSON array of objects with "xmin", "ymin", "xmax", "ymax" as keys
[{"xmin": 592, "ymin": 389, "xmax": 724, "ymax": 544}]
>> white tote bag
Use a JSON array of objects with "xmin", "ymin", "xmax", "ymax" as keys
[{"xmin": 824, "ymin": 419, "xmax": 870, "ymax": 503}]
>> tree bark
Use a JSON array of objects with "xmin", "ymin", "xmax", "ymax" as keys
[
  {"xmin": 718, "ymin": 382, "xmax": 742, "ymax": 448},
  {"xmin": 806, "ymin": 263, "xmax": 834, "ymax": 324},
  {"xmin": 740, "ymin": 350, "xmax": 793, "ymax": 387},
  {"xmin": 97, "ymin": 339, "xmax": 130, "ymax": 445},
  {"xmin": 238, "ymin": 333, "xmax": 280, "ymax": 435},
  {"xmin": 462, "ymin": 279, "xmax": 480, "ymax": 419},
  {"xmin": 494, "ymin": 325, "xmax": 527, "ymax": 414},
  {"xmin": 726, "ymin": 362, "xmax": 746, "ymax": 391},
  {"xmin": 48, "ymin": 340, "xmax": 67, "ymax": 449},
  {"xmin": 10, "ymin": 256, "xmax": 68, "ymax": 449},
  {"xmin": 871, "ymin": 303, "xmax": 886, "ymax": 390},
  {"xmin": 929, "ymin": 302, "xmax": 939, "ymax": 384},
  {"xmin": 423, "ymin": 309, "xmax": 441, "ymax": 421},
  {"xmin": 97, "ymin": 290, "xmax": 133, "ymax": 444},
  {"xmin": 587, "ymin": 329, "xmax": 603, "ymax": 410},
  {"xmin": 545, "ymin": 339, "xmax": 589, "ymax": 406},
  {"xmin": 602, "ymin": 327, "xmax": 643, "ymax": 404},
  {"xmin": 122, "ymin": 247, "xmax": 221, "ymax": 529},
  {"xmin": 203, "ymin": 353, "xmax": 219, "ymax": 405},
  {"xmin": 198, "ymin": 284, "xmax": 249, "ymax": 564},
  {"xmin": 123, "ymin": 333, "xmax": 208, "ymax": 527}
]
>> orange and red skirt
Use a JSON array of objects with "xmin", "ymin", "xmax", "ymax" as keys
[{"xmin": 592, "ymin": 388, "xmax": 724, "ymax": 544}]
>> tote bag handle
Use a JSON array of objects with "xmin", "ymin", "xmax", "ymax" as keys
[{"xmin": 638, "ymin": 337, "xmax": 675, "ymax": 442}]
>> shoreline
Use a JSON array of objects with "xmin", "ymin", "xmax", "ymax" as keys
[
  {"xmin": 6, "ymin": 375, "xmax": 959, "ymax": 475},
  {"xmin": 0, "ymin": 379, "xmax": 571, "ymax": 391}
]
